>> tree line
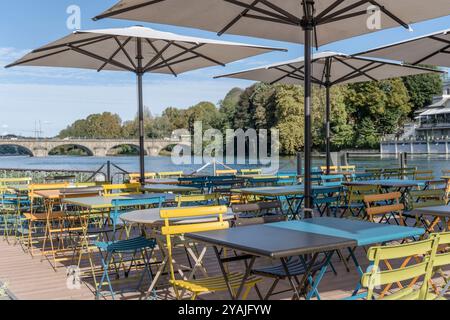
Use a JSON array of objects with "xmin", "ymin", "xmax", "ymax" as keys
[{"xmin": 58, "ymin": 72, "xmax": 443, "ymax": 155}]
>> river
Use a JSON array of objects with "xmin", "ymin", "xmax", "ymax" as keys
[{"xmin": 0, "ymin": 154, "xmax": 449, "ymax": 176}]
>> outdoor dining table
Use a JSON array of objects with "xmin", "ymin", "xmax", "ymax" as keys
[
  {"xmin": 141, "ymin": 184, "xmax": 200, "ymax": 194},
  {"xmin": 411, "ymin": 205, "xmax": 450, "ymax": 236},
  {"xmin": 186, "ymin": 217, "xmax": 424, "ymax": 300},
  {"xmin": 232, "ymin": 185, "xmax": 333, "ymax": 218}
]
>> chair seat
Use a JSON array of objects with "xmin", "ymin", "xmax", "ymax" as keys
[
  {"xmin": 96, "ymin": 236, "xmax": 156, "ymax": 253},
  {"xmin": 171, "ymin": 272, "xmax": 260, "ymax": 293},
  {"xmin": 252, "ymin": 258, "xmax": 325, "ymax": 278},
  {"xmin": 23, "ymin": 212, "xmax": 64, "ymax": 221}
]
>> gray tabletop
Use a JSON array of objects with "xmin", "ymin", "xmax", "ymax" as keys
[
  {"xmin": 187, "ymin": 223, "xmax": 356, "ymax": 259},
  {"xmin": 121, "ymin": 207, "xmax": 235, "ymax": 226},
  {"xmin": 62, "ymin": 193, "xmax": 175, "ymax": 209},
  {"xmin": 412, "ymin": 205, "xmax": 450, "ymax": 218},
  {"xmin": 233, "ymin": 185, "xmax": 337, "ymax": 197}
]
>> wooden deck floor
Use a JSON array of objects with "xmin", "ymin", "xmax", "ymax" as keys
[{"xmin": 0, "ymin": 235, "xmax": 448, "ymax": 300}]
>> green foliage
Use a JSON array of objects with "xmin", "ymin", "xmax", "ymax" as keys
[
  {"xmin": 402, "ymin": 71, "xmax": 443, "ymax": 115},
  {"xmin": 59, "ymin": 112, "xmax": 123, "ymax": 139}
]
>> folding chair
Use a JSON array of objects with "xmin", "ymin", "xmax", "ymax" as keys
[
  {"xmin": 361, "ymin": 236, "xmax": 440, "ymax": 300},
  {"xmin": 365, "ymin": 168, "xmax": 383, "ymax": 179},
  {"xmin": 408, "ymin": 189, "xmax": 447, "ymax": 229},
  {"xmin": 95, "ymin": 197, "xmax": 164, "ymax": 299},
  {"xmin": 320, "ymin": 175, "xmax": 344, "ymax": 187},
  {"xmin": 216, "ymin": 169, "xmax": 237, "ymax": 176},
  {"xmin": 414, "ymin": 170, "xmax": 435, "ymax": 181},
  {"xmin": 430, "ymin": 232, "xmax": 450, "ymax": 298},
  {"xmin": 231, "ymin": 201, "xmax": 282, "ymax": 219},
  {"xmin": 340, "ymin": 165, "xmax": 356, "ymax": 172},
  {"xmin": 341, "ymin": 184, "xmax": 380, "ymax": 218},
  {"xmin": 157, "ymin": 171, "xmax": 184, "ymax": 179},
  {"xmin": 320, "ymin": 166, "xmax": 338, "ymax": 173},
  {"xmin": 312, "ymin": 186, "xmax": 342, "ymax": 217},
  {"xmin": 160, "ymin": 206, "xmax": 261, "ymax": 300},
  {"xmin": 363, "ymin": 192, "xmax": 405, "ymax": 225},
  {"xmin": 175, "ymin": 194, "xmax": 221, "ymax": 207},
  {"xmin": 240, "ymin": 168, "xmax": 262, "ymax": 175},
  {"xmin": 128, "ymin": 172, "xmax": 156, "ymax": 183},
  {"xmin": 102, "ymin": 183, "xmax": 141, "ymax": 196}
]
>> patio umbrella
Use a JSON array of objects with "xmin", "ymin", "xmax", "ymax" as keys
[
  {"xmin": 357, "ymin": 28, "xmax": 450, "ymax": 67},
  {"xmin": 94, "ymin": 0, "xmax": 450, "ymax": 209},
  {"xmin": 5, "ymin": 26, "xmax": 284, "ymax": 184},
  {"xmin": 215, "ymin": 52, "xmax": 443, "ymax": 173}
]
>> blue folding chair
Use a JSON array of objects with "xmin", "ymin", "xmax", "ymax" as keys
[
  {"xmin": 312, "ymin": 186, "xmax": 342, "ymax": 217},
  {"xmin": 95, "ymin": 196, "xmax": 164, "ymax": 300},
  {"xmin": 320, "ymin": 175, "xmax": 345, "ymax": 187}
]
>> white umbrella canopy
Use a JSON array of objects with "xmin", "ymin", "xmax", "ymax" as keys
[
  {"xmin": 94, "ymin": 0, "xmax": 450, "ymax": 46},
  {"xmin": 5, "ymin": 26, "xmax": 285, "ymax": 184},
  {"xmin": 215, "ymin": 52, "xmax": 444, "ymax": 171},
  {"xmin": 95, "ymin": 0, "xmax": 450, "ymax": 210},
  {"xmin": 357, "ymin": 28, "xmax": 450, "ymax": 67},
  {"xmin": 215, "ymin": 52, "xmax": 440, "ymax": 85},
  {"xmin": 6, "ymin": 26, "xmax": 285, "ymax": 74}
]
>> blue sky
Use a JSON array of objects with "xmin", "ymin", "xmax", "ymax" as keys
[{"xmin": 1, "ymin": 1, "xmax": 449, "ymax": 137}]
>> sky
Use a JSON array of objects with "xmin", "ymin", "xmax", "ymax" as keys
[{"xmin": 0, "ymin": 1, "xmax": 449, "ymax": 137}]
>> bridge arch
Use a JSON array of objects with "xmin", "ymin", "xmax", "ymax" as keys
[
  {"xmin": 107, "ymin": 144, "xmax": 148, "ymax": 156},
  {"xmin": 48, "ymin": 144, "xmax": 94, "ymax": 157},
  {"xmin": 0, "ymin": 144, "xmax": 34, "ymax": 157}
]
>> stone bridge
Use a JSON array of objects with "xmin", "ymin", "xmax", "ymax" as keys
[{"xmin": 0, "ymin": 138, "xmax": 189, "ymax": 157}]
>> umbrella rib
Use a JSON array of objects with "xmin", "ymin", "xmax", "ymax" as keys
[
  {"xmin": 317, "ymin": 10, "xmax": 368, "ymax": 25},
  {"xmin": 143, "ymin": 41, "xmax": 174, "ymax": 71},
  {"xmin": 147, "ymin": 55, "xmax": 198, "ymax": 73},
  {"xmin": 93, "ymin": 0, "xmax": 166, "ymax": 21},
  {"xmin": 258, "ymin": 0, "xmax": 301, "ymax": 24},
  {"xmin": 68, "ymin": 45, "xmax": 135, "ymax": 72},
  {"xmin": 243, "ymin": 14, "xmax": 299, "ymax": 26},
  {"xmin": 170, "ymin": 42, "xmax": 226, "ymax": 66},
  {"xmin": 332, "ymin": 58, "xmax": 378, "ymax": 84},
  {"xmin": 369, "ymin": 0, "xmax": 409, "ymax": 29},
  {"xmin": 315, "ymin": 0, "xmax": 346, "ymax": 22},
  {"xmin": 31, "ymin": 35, "xmax": 112, "ymax": 54},
  {"xmin": 218, "ymin": 0, "xmax": 262, "ymax": 36},
  {"xmin": 145, "ymin": 39, "xmax": 177, "ymax": 76},
  {"xmin": 429, "ymin": 36, "xmax": 450, "ymax": 46},
  {"xmin": 318, "ymin": 0, "xmax": 370, "ymax": 24},
  {"xmin": 412, "ymin": 44, "xmax": 450, "ymax": 65},
  {"xmin": 97, "ymin": 37, "xmax": 133, "ymax": 72},
  {"xmin": 114, "ymin": 37, "xmax": 137, "ymax": 70},
  {"xmin": 219, "ymin": 0, "xmax": 297, "ymax": 36},
  {"xmin": 4, "ymin": 48, "xmax": 71, "ymax": 68},
  {"xmin": 144, "ymin": 43, "xmax": 205, "ymax": 72}
]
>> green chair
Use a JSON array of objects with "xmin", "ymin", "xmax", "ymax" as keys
[
  {"xmin": 361, "ymin": 237, "xmax": 440, "ymax": 300},
  {"xmin": 431, "ymin": 232, "xmax": 450, "ymax": 299}
]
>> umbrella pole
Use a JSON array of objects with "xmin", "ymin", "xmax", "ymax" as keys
[
  {"xmin": 325, "ymin": 84, "xmax": 331, "ymax": 175},
  {"xmin": 136, "ymin": 38, "xmax": 146, "ymax": 186},
  {"xmin": 303, "ymin": 0, "xmax": 314, "ymax": 213}
]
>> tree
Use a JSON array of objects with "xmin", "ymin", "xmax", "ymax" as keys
[
  {"xmin": 402, "ymin": 71, "xmax": 443, "ymax": 116},
  {"xmin": 59, "ymin": 112, "xmax": 123, "ymax": 139},
  {"xmin": 219, "ymin": 87, "xmax": 243, "ymax": 130}
]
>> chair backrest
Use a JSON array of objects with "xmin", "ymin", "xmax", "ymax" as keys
[
  {"xmin": 111, "ymin": 196, "xmax": 164, "ymax": 226},
  {"xmin": 240, "ymin": 169, "xmax": 262, "ymax": 175},
  {"xmin": 340, "ymin": 165, "xmax": 356, "ymax": 172},
  {"xmin": 414, "ymin": 170, "xmax": 435, "ymax": 181},
  {"xmin": 365, "ymin": 168, "xmax": 383, "ymax": 179},
  {"xmin": 232, "ymin": 201, "xmax": 281, "ymax": 218},
  {"xmin": 175, "ymin": 193, "xmax": 221, "ymax": 207},
  {"xmin": 363, "ymin": 192, "xmax": 404, "ymax": 223},
  {"xmin": 102, "ymin": 183, "xmax": 141, "ymax": 196},
  {"xmin": 361, "ymin": 237, "xmax": 440, "ymax": 300},
  {"xmin": 410, "ymin": 189, "xmax": 447, "ymax": 209},
  {"xmin": 234, "ymin": 215, "xmax": 287, "ymax": 227},
  {"xmin": 60, "ymin": 187, "xmax": 102, "ymax": 199},
  {"xmin": 157, "ymin": 171, "xmax": 184, "ymax": 178},
  {"xmin": 128, "ymin": 172, "xmax": 156, "ymax": 183},
  {"xmin": 431, "ymin": 232, "xmax": 450, "ymax": 269},
  {"xmin": 160, "ymin": 206, "xmax": 229, "ymax": 281},
  {"xmin": 0, "ymin": 177, "xmax": 32, "ymax": 186},
  {"xmin": 312, "ymin": 186, "xmax": 342, "ymax": 206},
  {"xmin": 28, "ymin": 183, "xmax": 70, "ymax": 196},
  {"xmin": 346, "ymin": 184, "xmax": 381, "ymax": 204},
  {"xmin": 320, "ymin": 174, "xmax": 344, "ymax": 187},
  {"xmin": 320, "ymin": 166, "xmax": 338, "ymax": 173},
  {"xmin": 216, "ymin": 169, "xmax": 237, "ymax": 176}
]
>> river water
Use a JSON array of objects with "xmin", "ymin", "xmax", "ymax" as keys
[{"xmin": 0, "ymin": 154, "xmax": 449, "ymax": 176}]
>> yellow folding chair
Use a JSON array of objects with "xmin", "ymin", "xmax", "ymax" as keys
[
  {"xmin": 128, "ymin": 172, "xmax": 156, "ymax": 183},
  {"xmin": 102, "ymin": 183, "xmax": 140, "ymax": 196},
  {"xmin": 414, "ymin": 170, "xmax": 435, "ymax": 181},
  {"xmin": 157, "ymin": 171, "xmax": 184, "ymax": 179},
  {"xmin": 175, "ymin": 194, "xmax": 221, "ymax": 207},
  {"xmin": 361, "ymin": 237, "xmax": 440, "ymax": 300},
  {"xmin": 160, "ymin": 206, "xmax": 260, "ymax": 300},
  {"xmin": 430, "ymin": 232, "xmax": 450, "ymax": 298},
  {"xmin": 215, "ymin": 169, "xmax": 237, "ymax": 176}
]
